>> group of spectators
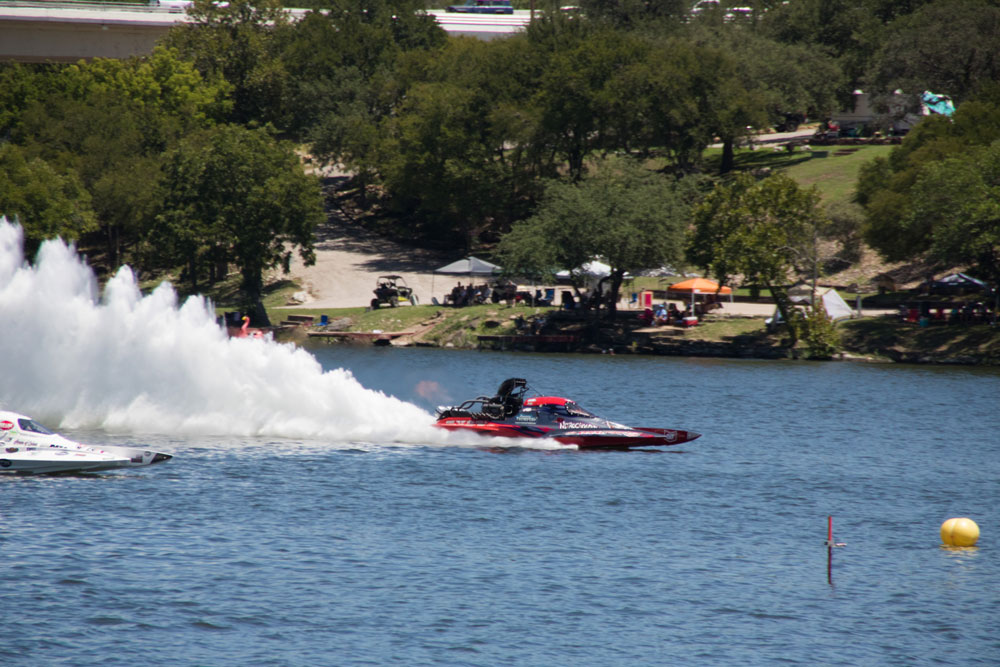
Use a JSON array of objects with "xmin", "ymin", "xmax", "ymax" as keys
[
  {"xmin": 639, "ymin": 302, "xmax": 688, "ymax": 327},
  {"xmin": 446, "ymin": 282, "xmax": 492, "ymax": 306},
  {"xmin": 901, "ymin": 302, "xmax": 997, "ymax": 325},
  {"xmin": 444, "ymin": 280, "xmax": 559, "ymax": 307}
]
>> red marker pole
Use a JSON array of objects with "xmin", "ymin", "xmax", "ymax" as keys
[
  {"xmin": 826, "ymin": 516, "xmax": 846, "ymax": 585},
  {"xmin": 827, "ymin": 516, "xmax": 833, "ymax": 585}
]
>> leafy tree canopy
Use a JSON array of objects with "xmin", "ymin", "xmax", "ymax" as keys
[
  {"xmin": 867, "ymin": 0, "xmax": 1000, "ymax": 105},
  {"xmin": 759, "ymin": 0, "xmax": 937, "ymax": 95},
  {"xmin": 857, "ymin": 99, "xmax": 1000, "ymax": 262},
  {"xmin": 0, "ymin": 64, "xmax": 65, "ymax": 140},
  {"xmin": 497, "ymin": 157, "xmax": 699, "ymax": 317},
  {"xmin": 529, "ymin": 28, "xmax": 649, "ymax": 179},
  {"xmin": 58, "ymin": 47, "xmax": 231, "ymax": 126},
  {"xmin": 155, "ymin": 124, "xmax": 324, "ymax": 307},
  {"xmin": 164, "ymin": 0, "xmax": 291, "ymax": 127},
  {"xmin": 688, "ymin": 172, "xmax": 825, "ymax": 342},
  {"xmin": 279, "ymin": 0, "xmax": 445, "ymax": 138},
  {"xmin": 11, "ymin": 51, "xmax": 228, "ymax": 269},
  {"xmin": 0, "ymin": 144, "xmax": 96, "ymax": 255},
  {"xmin": 575, "ymin": 0, "xmax": 688, "ymax": 30},
  {"xmin": 681, "ymin": 25, "xmax": 842, "ymax": 172},
  {"xmin": 891, "ymin": 140, "xmax": 1000, "ymax": 289}
]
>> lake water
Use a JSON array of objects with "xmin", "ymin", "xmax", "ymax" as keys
[
  {"xmin": 3, "ymin": 344, "xmax": 999, "ymax": 666},
  {"xmin": 2, "ymin": 222, "xmax": 999, "ymax": 665}
]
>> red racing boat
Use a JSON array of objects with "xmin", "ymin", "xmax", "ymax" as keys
[{"xmin": 435, "ymin": 379, "xmax": 700, "ymax": 450}]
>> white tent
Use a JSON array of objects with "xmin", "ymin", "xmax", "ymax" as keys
[
  {"xmin": 432, "ymin": 256, "xmax": 502, "ymax": 303},
  {"xmin": 555, "ymin": 260, "xmax": 631, "ymax": 294},
  {"xmin": 434, "ymin": 256, "xmax": 501, "ymax": 276},
  {"xmin": 769, "ymin": 287, "xmax": 854, "ymax": 324},
  {"xmin": 555, "ymin": 260, "xmax": 612, "ymax": 279},
  {"xmin": 816, "ymin": 288, "xmax": 854, "ymax": 321}
]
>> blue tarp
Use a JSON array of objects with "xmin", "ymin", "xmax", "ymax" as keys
[
  {"xmin": 922, "ymin": 91, "xmax": 955, "ymax": 116},
  {"xmin": 924, "ymin": 273, "xmax": 988, "ymax": 292}
]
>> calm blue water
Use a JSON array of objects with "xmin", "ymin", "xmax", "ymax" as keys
[{"xmin": 3, "ymin": 347, "xmax": 999, "ymax": 666}]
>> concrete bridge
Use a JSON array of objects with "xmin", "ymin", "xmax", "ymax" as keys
[{"xmin": 0, "ymin": 1, "xmax": 532, "ymax": 63}]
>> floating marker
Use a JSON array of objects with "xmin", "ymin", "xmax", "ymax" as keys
[{"xmin": 940, "ymin": 517, "xmax": 980, "ymax": 547}]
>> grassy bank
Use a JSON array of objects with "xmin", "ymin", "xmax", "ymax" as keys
[
  {"xmin": 839, "ymin": 318, "xmax": 1000, "ymax": 364},
  {"xmin": 271, "ymin": 302, "xmax": 1000, "ymax": 365},
  {"xmin": 702, "ymin": 143, "xmax": 893, "ymax": 204}
]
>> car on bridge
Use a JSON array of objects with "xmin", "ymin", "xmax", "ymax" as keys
[{"xmin": 445, "ymin": 0, "xmax": 514, "ymax": 14}]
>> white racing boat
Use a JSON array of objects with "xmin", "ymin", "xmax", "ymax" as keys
[{"xmin": 0, "ymin": 411, "xmax": 172, "ymax": 474}]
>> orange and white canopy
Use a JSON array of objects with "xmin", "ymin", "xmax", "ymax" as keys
[{"xmin": 667, "ymin": 278, "xmax": 732, "ymax": 294}]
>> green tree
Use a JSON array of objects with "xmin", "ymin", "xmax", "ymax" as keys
[
  {"xmin": 0, "ymin": 64, "xmax": 61, "ymax": 141},
  {"xmin": 857, "ymin": 99, "xmax": 1000, "ymax": 262},
  {"xmin": 497, "ymin": 158, "xmax": 697, "ymax": 318},
  {"xmin": 903, "ymin": 141, "xmax": 1000, "ymax": 290},
  {"xmin": 10, "ymin": 51, "xmax": 227, "ymax": 270},
  {"xmin": 19, "ymin": 92, "xmax": 175, "ymax": 270},
  {"xmin": 164, "ymin": 0, "xmax": 290, "ymax": 127},
  {"xmin": 868, "ymin": 0, "xmax": 1000, "ymax": 105},
  {"xmin": 530, "ymin": 29, "xmax": 646, "ymax": 180},
  {"xmin": 682, "ymin": 27, "xmax": 842, "ymax": 173},
  {"xmin": 801, "ymin": 305, "xmax": 841, "ymax": 359},
  {"xmin": 156, "ymin": 124, "xmax": 324, "ymax": 314},
  {"xmin": 0, "ymin": 144, "xmax": 96, "ymax": 255},
  {"xmin": 601, "ymin": 39, "xmax": 714, "ymax": 170},
  {"xmin": 336, "ymin": 35, "xmax": 542, "ymax": 247},
  {"xmin": 377, "ymin": 79, "xmax": 514, "ymax": 247},
  {"xmin": 280, "ymin": 0, "xmax": 444, "ymax": 140},
  {"xmin": 688, "ymin": 173, "xmax": 826, "ymax": 345},
  {"xmin": 58, "ymin": 47, "xmax": 231, "ymax": 127},
  {"xmin": 760, "ymin": 0, "xmax": 886, "ymax": 94}
]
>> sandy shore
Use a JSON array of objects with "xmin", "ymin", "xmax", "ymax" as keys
[{"xmin": 283, "ymin": 214, "xmax": 450, "ymax": 309}]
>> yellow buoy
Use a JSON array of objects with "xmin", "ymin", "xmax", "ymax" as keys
[{"xmin": 940, "ymin": 517, "xmax": 980, "ymax": 547}]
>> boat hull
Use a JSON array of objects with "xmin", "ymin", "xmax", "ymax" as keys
[
  {"xmin": 0, "ymin": 449, "xmax": 132, "ymax": 474},
  {"xmin": 435, "ymin": 380, "xmax": 701, "ymax": 451},
  {"xmin": 0, "ymin": 411, "xmax": 172, "ymax": 474},
  {"xmin": 435, "ymin": 418, "xmax": 700, "ymax": 450}
]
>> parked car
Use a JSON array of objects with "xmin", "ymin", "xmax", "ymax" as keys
[{"xmin": 446, "ymin": 0, "xmax": 514, "ymax": 14}]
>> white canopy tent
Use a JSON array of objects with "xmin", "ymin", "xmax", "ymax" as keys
[
  {"xmin": 555, "ymin": 260, "xmax": 612, "ymax": 280},
  {"xmin": 434, "ymin": 256, "xmax": 502, "ymax": 276},
  {"xmin": 769, "ymin": 287, "xmax": 855, "ymax": 324},
  {"xmin": 432, "ymin": 256, "xmax": 502, "ymax": 304},
  {"xmin": 555, "ymin": 260, "xmax": 632, "ymax": 295}
]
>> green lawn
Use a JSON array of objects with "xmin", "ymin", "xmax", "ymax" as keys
[
  {"xmin": 782, "ymin": 145, "xmax": 893, "ymax": 203},
  {"xmin": 702, "ymin": 143, "xmax": 893, "ymax": 204},
  {"xmin": 679, "ymin": 316, "xmax": 769, "ymax": 341}
]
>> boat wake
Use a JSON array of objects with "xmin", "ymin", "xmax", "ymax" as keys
[{"xmin": 0, "ymin": 219, "xmax": 512, "ymax": 447}]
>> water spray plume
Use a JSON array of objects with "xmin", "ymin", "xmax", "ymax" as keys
[{"xmin": 0, "ymin": 219, "xmax": 452, "ymax": 444}]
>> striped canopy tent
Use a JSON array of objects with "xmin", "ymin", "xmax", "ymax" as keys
[{"xmin": 667, "ymin": 278, "xmax": 734, "ymax": 311}]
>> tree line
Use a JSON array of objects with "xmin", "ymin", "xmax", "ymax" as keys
[{"xmin": 1, "ymin": 0, "xmax": 999, "ymax": 319}]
